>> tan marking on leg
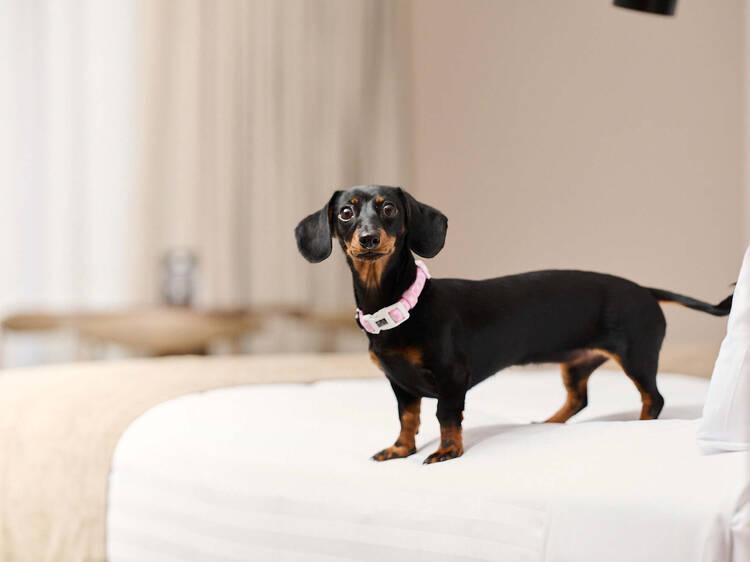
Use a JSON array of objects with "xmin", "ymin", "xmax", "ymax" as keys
[
  {"xmin": 397, "ymin": 401, "xmax": 421, "ymax": 447},
  {"xmin": 424, "ymin": 424, "xmax": 463, "ymax": 464},
  {"xmin": 639, "ymin": 392, "xmax": 655, "ymax": 420},
  {"xmin": 592, "ymin": 348, "xmax": 654, "ymax": 420},
  {"xmin": 624, "ymin": 375, "xmax": 654, "ymax": 420},
  {"xmin": 372, "ymin": 400, "xmax": 421, "ymax": 461},
  {"xmin": 544, "ymin": 363, "xmax": 590, "ymax": 423}
]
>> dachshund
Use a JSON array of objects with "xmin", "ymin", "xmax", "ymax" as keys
[{"xmin": 295, "ymin": 185, "xmax": 733, "ymax": 464}]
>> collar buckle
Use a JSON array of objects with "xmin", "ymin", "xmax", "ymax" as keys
[
  {"xmin": 360, "ymin": 301, "xmax": 410, "ymax": 335},
  {"xmin": 356, "ymin": 260, "xmax": 429, "ymax": 335}
]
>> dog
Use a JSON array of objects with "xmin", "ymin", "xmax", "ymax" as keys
[{"xmin": 295, "ymin": 185, "xmax": 733, "ymax": 464}]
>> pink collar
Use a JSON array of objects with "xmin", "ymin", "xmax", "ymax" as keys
[{"xmin": 356, "ymin": 260, "xmax": 431, "ymax": 335}]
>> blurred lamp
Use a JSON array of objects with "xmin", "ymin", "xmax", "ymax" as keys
[
  {"xmin": 614, "ymin": 0, "xmax": 677, "ymax": 16},
  {"xmin": 161, "ymin": 249, "xmax": 198, "ymax": 307}
]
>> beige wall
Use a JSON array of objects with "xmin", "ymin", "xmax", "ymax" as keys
[{"xmin": 407, "ymin": 0, "xmax": 745, "ymax": 371}]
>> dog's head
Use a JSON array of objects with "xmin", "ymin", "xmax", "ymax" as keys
[{"xmin": 295, "ymin": 185, "xmax": 447, "ymax": 264}]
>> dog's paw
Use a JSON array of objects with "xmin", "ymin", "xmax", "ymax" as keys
[
  {"xmin": 422, "ymin": 445, "xmax": 463, "ymax": 464},
  {"xmin": 371, "ymin": 443, "xmax": 416, "ymax": 461}
]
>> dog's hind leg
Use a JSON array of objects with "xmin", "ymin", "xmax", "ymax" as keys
[
  {"xmin": 620, "ymin": 351, "xmax": 664, "ymax": 420},
  {"xmin": 594, "ymin": 343, "xmax": 665, "ymax": 420},
  {"xmin": 613, "ymin": 303, "xmax": 666, "ymax": 420},
  {"xmin": 544, "ymin": 354, "xmax": 608, "ymax": 423}
]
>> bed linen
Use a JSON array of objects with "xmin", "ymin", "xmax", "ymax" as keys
[
  {"xmin": 0, "ymin": 354, "xmax": 376, "ymax": 562},
  {"xmin": 107, "ymin": 368, "xmax": 750, "ymax": 562}
]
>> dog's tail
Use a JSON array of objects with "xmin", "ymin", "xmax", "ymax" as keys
[{"xmin": 648, "ymin": 287, "xmax": 734, "ymax": 317}]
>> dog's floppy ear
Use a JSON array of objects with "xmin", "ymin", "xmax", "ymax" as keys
[
  {"xmin": 295, "ymin": 191, "xmax": 341, "ymax": 263},
  {"xmin": 398, "ymin": 188, "xmax": 448, "ymax": 258}
]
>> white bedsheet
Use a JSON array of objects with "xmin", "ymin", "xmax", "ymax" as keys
[{"xmin": 107, "ymin": 368, "xmax": 750, "ymax": 562}]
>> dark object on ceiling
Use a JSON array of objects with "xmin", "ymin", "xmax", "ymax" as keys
[{"xmin": 613, "ymin": 0, "xmax": 677, "ymax": 16}]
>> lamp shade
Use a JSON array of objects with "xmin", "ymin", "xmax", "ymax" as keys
[{"xmin": 613, "ymin": 0, "xmax": 677, "ymax": 16}]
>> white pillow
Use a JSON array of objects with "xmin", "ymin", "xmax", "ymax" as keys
[{"xmin": 697, "ymin": 244, "xmax": 750, "ymax": 454}]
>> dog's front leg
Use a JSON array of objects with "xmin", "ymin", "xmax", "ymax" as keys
[
  {"xmin": 423, "ymin": 403, "xmax": 464, "ymax": 464},
  {"xmin": 372, "ymin": 382, "xmax": 421, "ymax": 461},
  {"xmin": 424, "ymin": 372, "xmax": 466, "ymax": 464}
]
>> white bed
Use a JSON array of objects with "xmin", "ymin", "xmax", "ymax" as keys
[{"xmin": 107, "ymin": 368, "xmax": 750, "ymax": 562}]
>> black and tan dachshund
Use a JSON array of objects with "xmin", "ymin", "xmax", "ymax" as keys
[{"xmin": 295, "ymin": 185, "xmax": 733, "ymax": 464}]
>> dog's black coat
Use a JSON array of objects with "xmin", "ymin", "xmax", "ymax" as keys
[{"xmin": 295, "ymin": 185, "xmax": 733, "ymax": 463}]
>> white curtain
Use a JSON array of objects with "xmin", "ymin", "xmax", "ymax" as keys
[
  {"xmin": 0, "ymin": 0, "xmax": 407, "ymax": 363},
  {"xmin": 0, "ymin": 0, "xmax": 138, "ymax": 312},
  {"xmin": 134, "ymin": 0, "xmax": 408, "ymax": 311},
  {"xmin": 0, "ymin": 0, "xmax": 138, "ymax": 365}
]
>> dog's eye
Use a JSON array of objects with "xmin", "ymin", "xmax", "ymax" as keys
[
  {"xmin": 382, "ymin": 202, "xmax": 397, "ymax": 218},
  {"xmin": 338, "ymin": 207, "xmax": 354, "ymax": 222}
]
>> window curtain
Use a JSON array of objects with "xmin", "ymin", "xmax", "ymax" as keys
[
  {"xmin": 0, "ymin": 0, "xmax": 138, "ymax": 365},
  {"xmin": 133, "ymin": 0, "xmax": 409, "ymax": 312},
  {"xmin": 0, "ymin": 0, "xmax": 138, "ymax": 312},
  {"xmin": 0, "ymin": 0, "xmax": 408, "ymax": 362}
]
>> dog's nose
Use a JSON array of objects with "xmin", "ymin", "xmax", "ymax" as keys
[{"xmin": 359, "ymin": 232, "xmax": 380, "ymax": 249}]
